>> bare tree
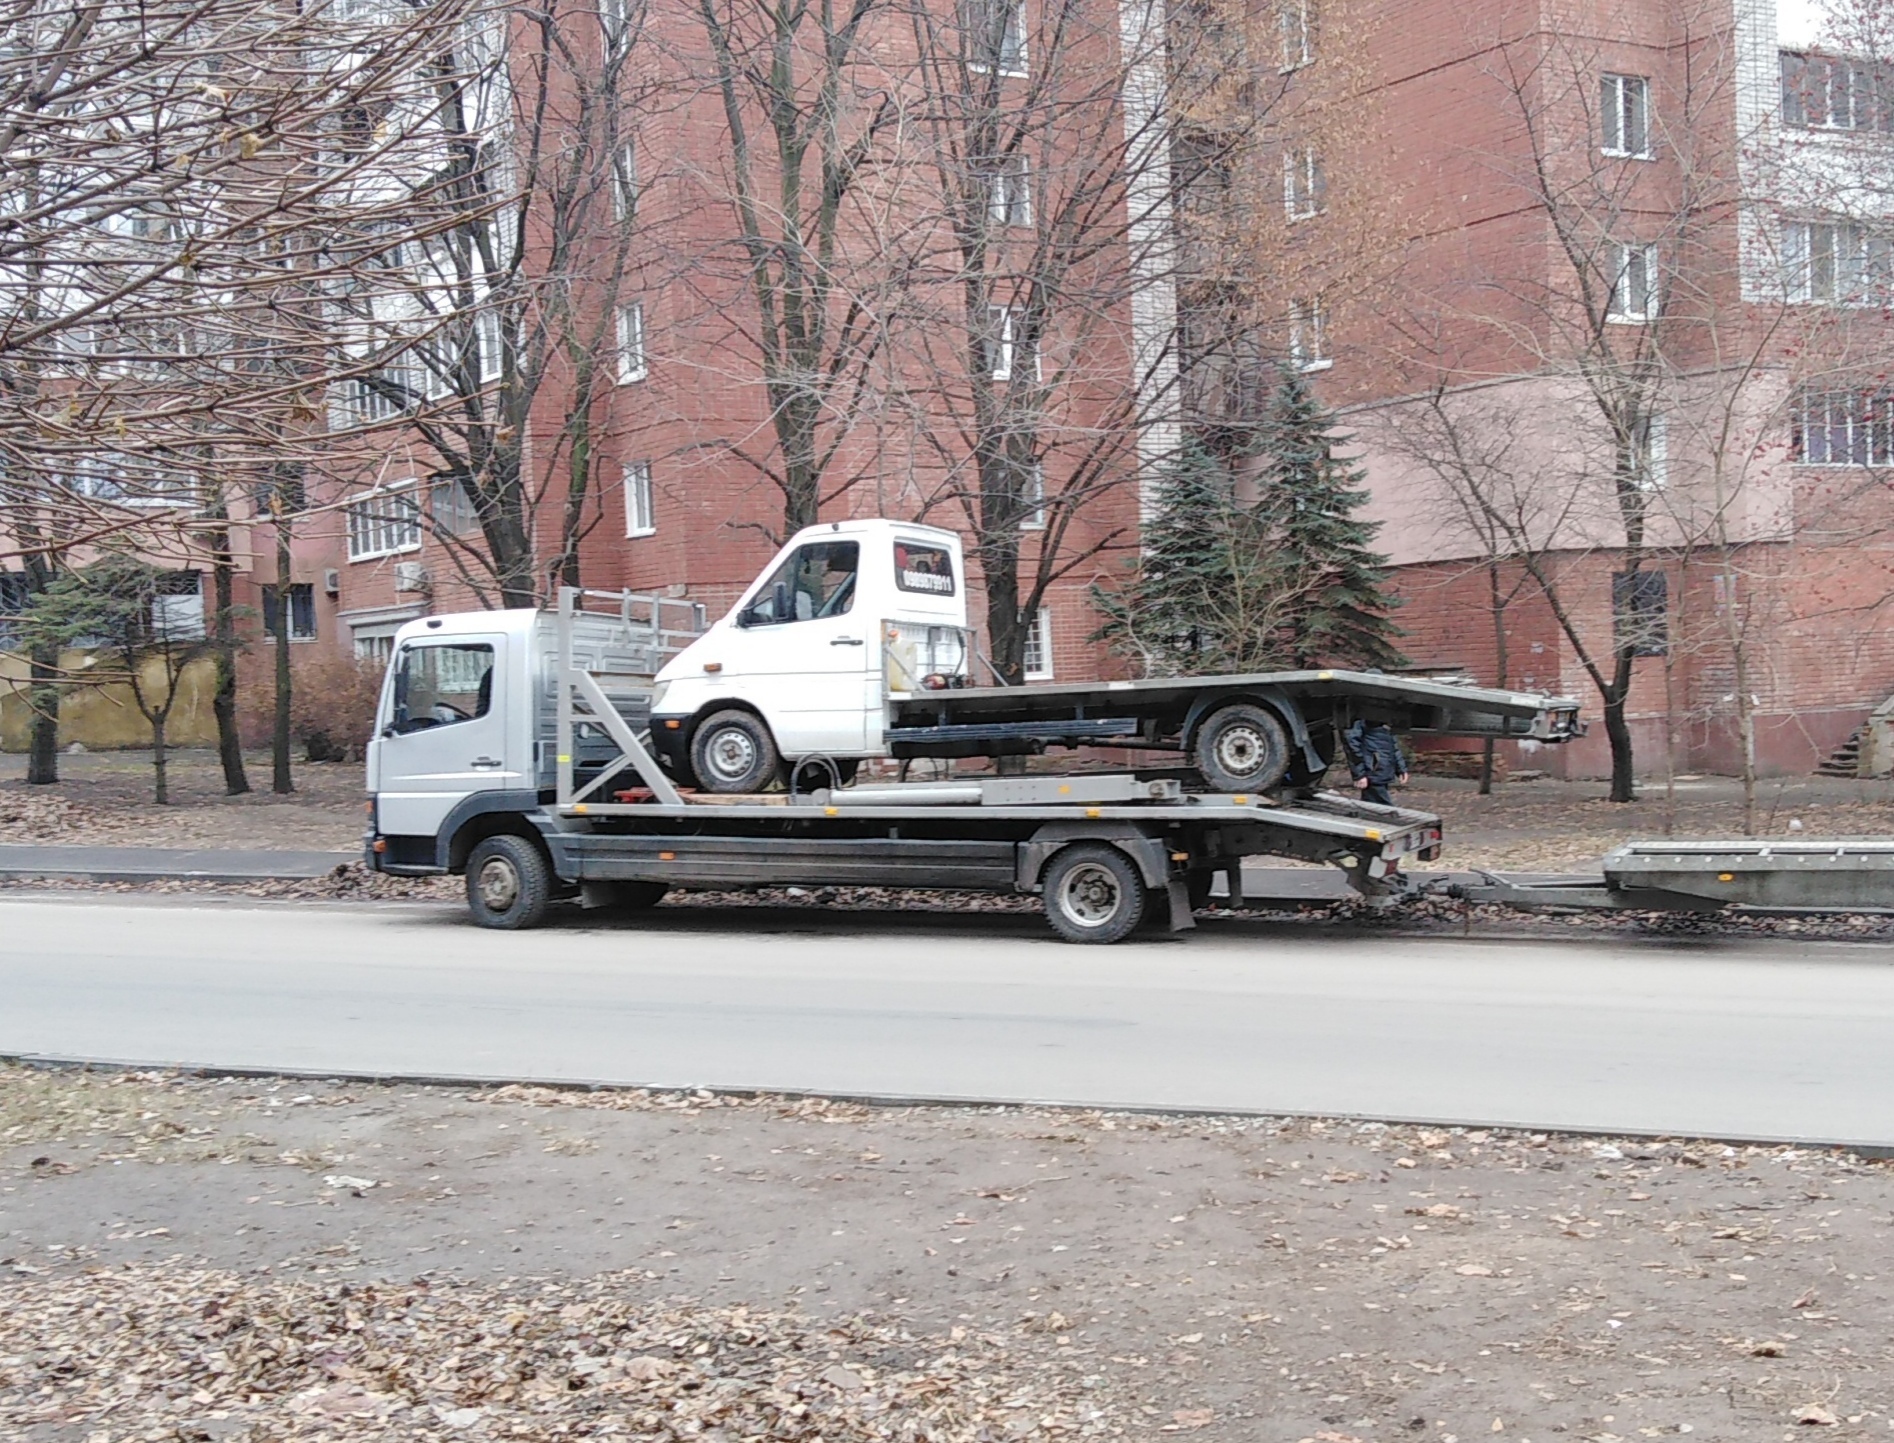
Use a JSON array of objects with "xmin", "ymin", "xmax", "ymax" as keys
[{"xmin": 0, "ymin": 0, "xmax": 484, "ymax": 784}]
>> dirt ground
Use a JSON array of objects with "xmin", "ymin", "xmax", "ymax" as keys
[
  {"xmin": 6, "ymin": 748, "xmax": 1894, "ymax": 873},
  {"xmin": 0, "ymin": 750, "xmax": 366, "ymax": 851},
  {"xmin": 3, "ymin": 1068, "xmax": 1892, "ymax": 1443}
]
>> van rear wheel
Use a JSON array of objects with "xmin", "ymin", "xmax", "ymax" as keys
[
  {"xmin": 466, "ymin": 834, "xmax": 553, "ymax": 930},
  {"xmin": 691, "ymin": 710, "xmax": 780, "ymax": 793},
  {"xmin": 1192, "ymin": 702, "xmax": 1291, "ymax": 793}
]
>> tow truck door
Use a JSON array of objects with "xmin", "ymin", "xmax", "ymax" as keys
[{"xmin": 373, "ymin": 632, "xmax": 519, "ymax": 838}]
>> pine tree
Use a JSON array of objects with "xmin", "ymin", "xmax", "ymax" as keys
[
  {"xmin": 1250, "ymin": 366, "xmax": 1404, "ymax": 670},
  {"xmin": 1093, "ymin": 441, "xmax": 1302, "ymax": 675}
]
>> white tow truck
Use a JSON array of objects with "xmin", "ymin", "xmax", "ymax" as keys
[{"xmin": 363, "ymin": 520, "xmax": 1588, "ymax": 942}]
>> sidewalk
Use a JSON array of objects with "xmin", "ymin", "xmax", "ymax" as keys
[{"xmin": 0, "ymin": 844, "xmax": 357, "ymax": 884}]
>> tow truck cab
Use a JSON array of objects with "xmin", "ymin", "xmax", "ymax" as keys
[{"xmin": 648, "ymin": 519, "xmax": 970, "ymax": 789}]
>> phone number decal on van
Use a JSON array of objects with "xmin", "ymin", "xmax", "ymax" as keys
[{"xmin": 894, "ymin": 542, "xmax": 956, "ymax": 596}]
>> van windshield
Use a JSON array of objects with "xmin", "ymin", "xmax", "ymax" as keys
[{"xmin": 741, "ymin": 541, "xmax": 859, "ymax": 625}]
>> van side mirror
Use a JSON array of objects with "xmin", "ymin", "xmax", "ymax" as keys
[{"xmin": 773, "ymin": 581, "xmax": 789, "ymax": 620}]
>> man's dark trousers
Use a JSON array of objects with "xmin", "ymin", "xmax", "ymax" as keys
[{"xmin": 1360, "ymin": 781, "xmax": 1393, "ymax": 806}]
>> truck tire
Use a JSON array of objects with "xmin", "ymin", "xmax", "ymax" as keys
[
  {"xmin": 691, "ymin": 709, "xmax": 780, "ymax": 793},
  {"xmin": 1192, "ymin": 702, "xmax": 1291, "ymax": 793},
  {"xmin": 466, "ymin": 834, "xmax": 553, "ymax": 930},
  {"xmin": 1042, "ymin": 843, "xmax": 1147, "ymax": 944}
]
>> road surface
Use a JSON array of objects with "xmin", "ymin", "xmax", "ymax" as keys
[{"xmin": 4, "ymin": 893, "xmax": 1892, "ymax": 1147}]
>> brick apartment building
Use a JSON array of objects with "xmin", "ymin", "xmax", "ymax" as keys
[
  {"xmin": 1335, "ymin": 0, "xmax": 1894, "ymax": 779},
  {"xmin": 183, "ymin": 0, "xmax": 1894, "ymax": 779}
]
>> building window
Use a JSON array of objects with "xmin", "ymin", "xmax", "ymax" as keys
[
  {"xmin": 354, "ymin": 631, "xmax": 398, "ymax": 666},
  {"xmin": 967, "ymin": 0, "xmax": 1026, "ymax": 75},
  {"xmin": 262, "ymin": 583, "xmax": 317, "ymax": 642},
  {"xmin": 1279, "ymin": 0, "xmax": 1311, "ymax": 69},
  {"xmin": 986, "ymin": 305, "xmax": 1037, "ymax": 380},
  {"xmin": 1792, "ymin": 388, "xmax": 1894, "ymax": 465},
  {"xmin": 1021, "ymin": 461, "xmax": 1046, "ymax": 529},
  {"xmin": 346, "ymin": 483, "xmax": 423, "ymax": 561},
  {"xmin": 475, "ymin": 306, "xmax": 504, "ymax": 382},
  {"xmin": 1289, "ymin": 297, "xmax": 1329, "ymax": 370},
  {"xmin": 1632, "ymin": 413, "xmax": 1666, "ymax": 491},
  {"xmin": 1606, "ymin": 242, "xmax": 1659, "ymax": 322},
  {"xmin": 1283, "ymin": 146, "xmax": 1324, "ymax": 220},
  {"xmin": 1781, "ymin": 51, "xmax": 1893, "ymax": 132},
  {"xmin": 986, "ymin": 153, "xmax": 1031, "ymax": 227},
  {"xmin": 613, "ymin": 139, "xmax": 638, "ymax": 222},
  {"xmin": 1022, "ymin": 607, "xmax": 1053, "ymax": 679},
  {"xmin": 1783, "ymin": 219, "xmax": 1893, "ymax": 305},
  {"xmin": 1600, "ymin": 74, "xmax": 1652, "ymax": 157},
  {"xmin": 624, "ymin": 460, "xmax": 655, "ymax": 536},
  {"xmin": 1612, "ymin": 569, "xmax": 1668, "ymax": 657},
  {"xmin": 616, "ymin": 302, "xmax": 646, "ymax": 383},
  {"xmin": 431, "ymin": 478, "xmax": 481, "ymax": 535}
]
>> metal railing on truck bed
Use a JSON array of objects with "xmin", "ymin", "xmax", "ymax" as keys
[{"xmin": 551, "ymin": 587, "xmax": 706, "ymax": 802}]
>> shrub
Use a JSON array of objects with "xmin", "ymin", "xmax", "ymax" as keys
[{"xmin": 240, "ymin": 648, "xmax": 385, "ymax": 762}]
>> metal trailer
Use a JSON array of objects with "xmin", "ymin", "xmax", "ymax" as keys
[
  {"xmin": 398, "ymin": 588, "xmax": 1450, "ymax": 943},
  {"xmin": 1449, "ymin": 840, "xmax": 1894, "ymax": 914}
]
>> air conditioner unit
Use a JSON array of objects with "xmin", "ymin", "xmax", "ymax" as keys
[
  {"xmin": 322, "ymin": 568, "xmax": 341, "ymax": 596},
  {"xmin": 393, "ymin": 561, "xmax": 430, "ymax": 594}
]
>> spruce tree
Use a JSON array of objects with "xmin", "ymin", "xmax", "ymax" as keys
[
  {"xmin": 1250, "ymin": 366, "xmax": 1404, "ymax": 670},
  {"xmin": 1094, "ymin": 441, "xmax": 1299, "ymax": 675}
]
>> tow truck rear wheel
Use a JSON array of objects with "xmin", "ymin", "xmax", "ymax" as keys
[
  {"xmin": 466, "ymin": 834, "xmax": 553, "ymax": 930},
  {"xmin": 691, "ymin": 709, "xmax": 780, "ymax": 793},
  {"xmin": 1042, "ymin": 843, "xmax": 1147, "ymax": 944},
  {"xmin": 1192, "ymin": 702, "xmax": 1291, "ymax": 794}
]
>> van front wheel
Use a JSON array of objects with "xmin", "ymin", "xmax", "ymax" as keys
[
  {"xmin": 691, "ymin": 710, "xmax": 780, "ymax": 793},
  {"xmin": 466, "ymin": 834, "xmax": 553, "ymax": 930}
]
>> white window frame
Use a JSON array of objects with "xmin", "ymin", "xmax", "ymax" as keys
[
  {"xmin": 1783, "ymin": 218, "xmax": 1892, "ymax": 306},
  {"xmin": 475, "ymin": 306, "xmax": 504, "ymax": 383},
  {"xmin": 1793, "ymin": 389, "xmax": 1894, "ymax": 466},
  {"xmin": 968, "ymin": 0, "xmax": 1027, "ymax": 76},
  {"xmin": 616, "ymin": 301, "xmax": 646, "ymax": 384},
  {"xmin": 1633, "ymin": 412, "xmax": 1667, "ymax": 492},
  {"xmin": 346, "ymin": 482, "xmax": 423, "ymax": 562},
  {"xmin": 624, "ymin": 460, "xmax": 655, "ymax": 537},
  {"xmin": 1283, "ymin": 146, "xmax": 1323, "ymax": 221},
  {"xmin": 1289, "ymin": 297, "xmax": 1330, "ymax": 371},
  {"xmin": 1279, "ymin": 0, "xmax": 1312, "ymax": 70},
  {"xmin": 987, "ymin": 153, "xmax": 1031, "ymax": 227},
  {"xmin": 613, "ymin": 139, "xmax": 638, "ymax": 222},
  {"xmin": 1606, "ymin": 242, "xmax": 1659, "ymax": 323},
  {"xmin": 1022, "ymin": 606, "xmax": 1053, "ymax": 679},
  {"xmin": 1601, "ymin": 73, "xmax": 1653, "ymax": 158},
  {"xmin": 1021, "ymin": 460, "xmax": 1046, "ymax": 529}
]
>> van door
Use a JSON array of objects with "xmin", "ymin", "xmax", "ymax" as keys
[
  {"xmin": 718, "ymin": 539, "xmax": 871, "ymax": 755},
  {"xmin": 375, "ymin": 635, "xmax": 518, "ymax": 839}
]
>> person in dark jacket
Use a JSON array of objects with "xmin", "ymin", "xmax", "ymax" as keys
[{"xmin": 1343, "ymin": 717, "xmax": 1408, "ymax": 806}]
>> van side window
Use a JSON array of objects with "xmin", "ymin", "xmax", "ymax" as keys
[
  {"xmin": 894, "ymin": 540, "xmax": 956, "ymax": 596},
  {"xmin": 739, "ymin": 541, "xmax": 859, "ymax": 625},
  {"xmin": 390, "ymin": 643, "xmax": 495, "ymax": 733}
]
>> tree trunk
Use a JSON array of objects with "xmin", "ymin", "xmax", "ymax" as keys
[
  {"xmin": 25, "ymin": 638, "xmax": 60, "ymax": 785},
  {"xmin": 211, "ymin": 541, "xmax": 249, "ymax": 796},
  {"xmin": 151, "ymin": 715, "xmax": 169, "ymax": 806},
  {"xmin": 272, "ymin": 520, "xmax": 294, "ymax": 795},
  {"xmin": 1602, "ymin": 645, "xmax": 1637, "ymax": 803},
  {"xmin": 1479, "ymin": 560, "xmax": 1507, "ymax": 796}
]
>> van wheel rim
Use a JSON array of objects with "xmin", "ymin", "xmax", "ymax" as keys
[
  {"xmin": 1213, "ymin": 724, "xmax": 1266, "ymax": 777},
  {"xmin": 1060, "ymin": 863, "xmax": 1122, "ymax": 927},
  {"xmin": 478, "ymin": 856, "xmax": 520, "ymax": 911},
  {"xmin": 706, "ymin": 729, "xmax": 757, "ymax": 781}
]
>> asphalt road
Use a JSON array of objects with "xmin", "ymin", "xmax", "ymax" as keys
[{"xmin": 4, "ymin": 893, "xmax": 1892, "ymax": 1147}]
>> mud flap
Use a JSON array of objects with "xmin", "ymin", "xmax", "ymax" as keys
[{"xmin": 1167, "ymin": 878, "xmax": 1197, "ymax": 932}]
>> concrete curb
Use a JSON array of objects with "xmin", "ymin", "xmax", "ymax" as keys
[{"xmin": 0, "ymin": 844, "xmax": 357, "ymax": 884}]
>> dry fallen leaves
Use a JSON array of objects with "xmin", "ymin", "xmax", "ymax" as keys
[{"xmin": 0, "ymin": 1264, "xmax": 1118, "ymax": 1442}]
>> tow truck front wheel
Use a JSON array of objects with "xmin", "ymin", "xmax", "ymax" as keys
[
  {"xmin": 1192, "ymin": 702, "xmax": 1290, "ymax": 794},
  {"xmin": 466, "ymin": 834, "xmax": 553, "ymax": 930},
  {"xmin": 1042, "ymin": 843, "xmax": 1147, "ymax": 944},
  {"xmin": 691, "ymin": 710, "xmax": 780, "ymax": 794}
]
